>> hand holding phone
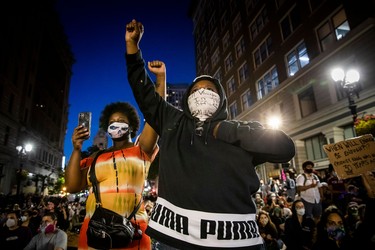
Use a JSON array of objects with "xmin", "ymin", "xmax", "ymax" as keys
[{"xmin": 78, "ymin": 112, "xmax": 92, "ymax": 139}]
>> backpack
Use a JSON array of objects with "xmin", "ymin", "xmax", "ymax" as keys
[{"xmin": 296, "ymin": 173, "xmax": 319, "ymax": 196}]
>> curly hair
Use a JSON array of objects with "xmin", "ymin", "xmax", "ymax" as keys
[{"xmin": 99, "ymin": 102, "xmax": 140, "ymax": 138}]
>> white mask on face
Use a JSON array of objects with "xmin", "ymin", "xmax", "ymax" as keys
[
  {"xmin": 107, "ymin": 122, "xmax": 129, "ymax": 139},
  {"xmin": 188, "ymin": 88, "xmax": 220, "ymax": 121},
  {"xmin": 6, "ymin": 218, "xmax": 16, "ymax": 228},
  {"xmin": 296, "ymin": 208, "xmax": 305, "ymax": 216}
]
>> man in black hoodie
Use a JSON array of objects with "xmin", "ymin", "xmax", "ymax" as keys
[{"xmin": 125, "ymin": 19, "xmax": 295, "ymax": 250}]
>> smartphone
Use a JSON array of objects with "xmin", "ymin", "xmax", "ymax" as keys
[{"xmin": 78, "ymin": 112, "xmax": 92, "ymax": 138}]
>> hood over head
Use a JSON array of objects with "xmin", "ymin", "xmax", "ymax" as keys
[{"xmin": 182, "ymin": 75, "xmax": 228, "ymax": 122}]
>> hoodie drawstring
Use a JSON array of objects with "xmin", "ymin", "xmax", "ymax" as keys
[{"xmin": 190, "ymin": 120, "xmax": 211, "ymax": 145}]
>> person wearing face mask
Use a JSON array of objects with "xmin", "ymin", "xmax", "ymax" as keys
[
  {"xmin": 65, "ymin": 60, "xmax": 166, "ymax": 250},
  {"xmin": 24, "ymin": 212, "xmax": 67, "ymax": 250},
  {"xmin": 296, "ymin": 161, "xmax": 324, "ymax": 223},
  {"xmin": 312, "ymin": 205, "xmax": 354, "ymax": 250},
  {"xmin": 29, "ymin": 208, "xmax": 42, "ymax": 235},
  {"xmin": 125, "ymin": 19, "xmax": 295, "ymax": 249},
  {"xmin": 283, "ymin": 200, "xmax": 316, "ymax": 250},
  {"xmin": 0, "ymin": 210, "xmax": 33, "ymax": 249},
  {"xmin": 21, "ymin": 210, "xmax": 38, "ymax": 236}
]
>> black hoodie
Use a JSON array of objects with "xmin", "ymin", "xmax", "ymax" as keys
[{"xmin": 126, "ymin": 51, "xmax": 295, "ymax": 249}]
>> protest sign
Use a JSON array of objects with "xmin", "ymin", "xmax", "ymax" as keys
[{"xmin": 323, "ymin": 134, "xmax": 375, "ymax": 179}]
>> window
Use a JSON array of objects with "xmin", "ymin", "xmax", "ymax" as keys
[
  {"xmin": 225, "ymin": 53, "xmax": 234, "ymax": 72},
  {"xmin": 317, "ymin": 8, "xmax": 350, "ymax": 51},
  {"xmin": 211, "ymin": 48, "xmax": 220, "ymax": 67},
  {"xmin": 210, "ymin": 29, "xmax": 218, "ymax": 48},
  {"xmin": 221, "ymin": 11, "xmax": 228, "ymax": 29},
  {"xmin": 227, "ymin": 77, "xmax": 236, "ymax": 96},
  {"xmin": 238, "ymin": 63, "xmax": 249, "ymax": 84},
  {"xmin": 201, "ymin": 32, "xmax": 207, "ymax": 45},
  {"xmin": 276, "ymin": 0, "xmax": 287, "ymax": 9},
  {"xmin": 280, "ymin": 6, "xmax": 301, "ymax": 40},
  {"xmin": 235, "ymin": 36, "xmax": 246, "ymax": 58},
  {"xmin": 298, "ymin": 86, "xmax": 317, "ymax": 117},
  {"xmin": 203, "ymin": 65, "xmax": 209, "ymax": 75},
  {"xmin": 257, "ymin": 66, "xmax": 279, "ymax": 99},
  {"xmin": 246, "ymin": 0, "xmax": 260, "ymax": 14},
  {"xmin": 287, "ymin": 42, "xmax": 309, "ymax": 76},
  {"xmin": 232, "ymin": 14, "xmax": 242, "ymax": 36},
  {"xmin": 305, "ymin": 134, "xmax": 327, "ymax": 160},
  {"xmin": 197, "ymin": 58, "xmax": 202, "ymax": 71},
  {"xmin": 222, "ymin": 32, "xmax": 230, "ymax": 51},
  {"xmin": 309, "ymin": 0, "xmax": 325, "ymax": 12},
  {"xmin": 209, "ymin": 15, "xmax": 216, "ymax": 32},
  {"xmin": 229, "ymin": 102, "xmax": 238, "ymax": 119},
  {"xmin": 249, "ymin": 7, "xmax": 269, "ymax": 40},
  {"xmin": 8, "ymin": 93, "xmax": 14, "ymax": 113},
  {"xmin": 241, "ymin": 90, "xmax": 253, "ymax": 109},
  {"xmin": 253, "ymin": 36, "xmax": 272, "ymax": 67},
  {"xmin": 3, "ymin": 126, "xmax": 10, "ymax": 146},
  {"xmin": 343, "ymin": 125, "xmax": 355, "ymax": 139},
  {"xmin": 213, "ymin": 68, "xmax": 222, "ymax": 83},
  {"xmin": 202, "ymin": 48, "xmax": 208, "ymax": 62}
]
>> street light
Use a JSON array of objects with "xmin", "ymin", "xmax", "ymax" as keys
[
  {"xmin": 268, "ymin": 116, "xmax": 282, "ymax": 129},
  {"xmin": 16, "ymin": 143, "xmax": 33, "ymax": 196},
  {"xmin": 331, "ymin": 68, "xmax": 360, "ymax": 128}
]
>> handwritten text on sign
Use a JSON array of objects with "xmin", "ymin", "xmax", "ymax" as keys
[{"xmin": 323, "ymin": 134, "xmax": 375, "ymax": 179}]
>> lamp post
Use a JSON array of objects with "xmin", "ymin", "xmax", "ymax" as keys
[
  {"xmin": 331, "ymin": 68, "xmax": 360, "ymax": 131},
  {"xmin": 15, "ymin": 144, "xmax": 32, "ymax": 196}
]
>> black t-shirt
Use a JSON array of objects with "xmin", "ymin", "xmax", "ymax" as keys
[{"xmin": 0, "ymin": 226, "xmax": 33, "ymax": 249}]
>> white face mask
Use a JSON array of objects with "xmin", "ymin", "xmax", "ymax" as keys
[
  {"xmin": 21, "ymin": 216, "xmax": 27, "ymax": 222},
  {"xmin": 296, "ymin": 208, "xmax": 305, "ymax": 216},
  {"xmin": 188, "ymin": 88, "xmax": 220, "ymax": 121},
  {"xmin": 107, "ymin": 122, "xmax": 129, "ymax": 139},
  {"xmin": 6, "ymin": 218, "xmax": 16, "ymax": 228}
]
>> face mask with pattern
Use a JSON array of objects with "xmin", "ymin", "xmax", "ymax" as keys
[
  {"xmin": 188, "ymin": 88, "xmax": 220, "ymax": 121},
  {"xmin": 327, "ymin": 225, "xmax": 345, "ymax": 241},
  {"xmin": 107, "ymin": 122, "xmax": 130, "ymax": 139}
]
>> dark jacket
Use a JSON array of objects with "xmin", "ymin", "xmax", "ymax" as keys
[
  {"xmin": 284, "ymin": 215, "xmax": 315, "ymax": 250},
  {"xmin": 126, "ymin": 51, "xmax": 295, "ymax": 249}
]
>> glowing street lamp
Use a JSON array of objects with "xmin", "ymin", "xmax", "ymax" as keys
[
  {"xmin": 268, "ymin": 116, "xmax": 282, "ymax": 130},
  {"xmin": 331, "ymin": 68, "xmax": 360, "ymax": 127},
  {"xmin": 16, "ymin": 143, "xmax": 33, "ymax": 196}
]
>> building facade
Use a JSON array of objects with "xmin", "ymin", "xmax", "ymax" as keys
[
  {"xmin": 189, "ymin": 0, "xmax": 375, "ymax": 179},
  {"xmin": 0, "ymin": 1, "xmax": 74, "ymax": 195},
  {"xmin": 166, "ymin": 83, "xmax": 189, "ymax": 110}
]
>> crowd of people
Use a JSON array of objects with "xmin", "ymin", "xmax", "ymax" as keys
[
  {"xmin": 0, "ymin": 193, "xmax": 85, "ymax": 249},
  {"xmin": 253, "ymin": 161, "xmax": 375, "ymax": 250},
  {"xmin": 1, "ymin": 18, "xmax": 373, "ymax": 250}
]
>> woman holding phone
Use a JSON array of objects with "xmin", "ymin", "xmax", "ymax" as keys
[{"xmin": 65, "ymin": 60, "xmax": 166, "ymax": 250}]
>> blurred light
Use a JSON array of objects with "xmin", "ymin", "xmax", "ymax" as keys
[
  {"xmin": 346, "ymin": 69, "xmax": 360, "ymax": 84},
  {"xmin": 331, "ymin": 68, "xmax": 345, "ymax": 82},
  {"xmin": 268, "ymin": 116, "xmax": 282, "ymax": 129},
  {"xmin": 331, "ymin": 68, "xmax": 359, "ymax": 86},
  {"xmin": 25, "ymin": 144, "xmax": 33, "ymax": 152}
]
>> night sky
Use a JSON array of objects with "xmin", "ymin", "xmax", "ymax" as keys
[{"xmin": 55, "ymin": 0, "xmax": 196, "ymax": 160}]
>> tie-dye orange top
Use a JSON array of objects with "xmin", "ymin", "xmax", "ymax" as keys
[{"xmin": 77, "ymin": 144, "xmax": 158, "ymax": 250}]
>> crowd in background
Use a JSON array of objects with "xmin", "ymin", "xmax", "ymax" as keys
[
  {"xmin": 0, "ymin": 193, "xmax": 85, "ymax": 249},
  {"xmin": 0, "ymin": 165, "xmax": 374, "ymax": 249},
  {"xmin": 254, "ymin": 165, "xmax": 374, "ymax": 250}
]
